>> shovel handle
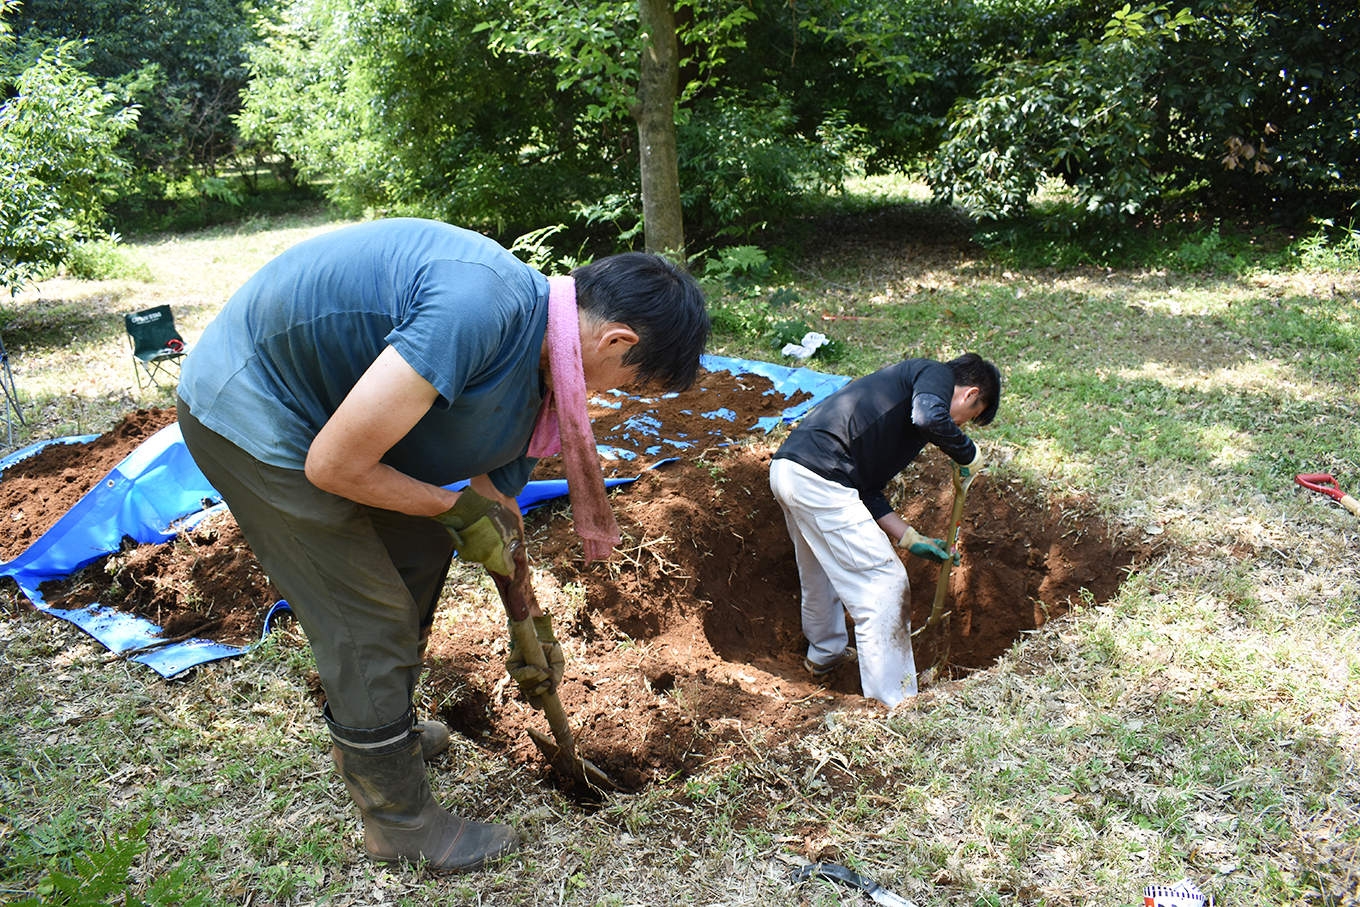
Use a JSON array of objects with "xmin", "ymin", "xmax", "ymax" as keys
[
  {"xmin": 507, "ymin": 617, "xmax": 575, "ymax": 732},
  {"xmin": 922, "ymin": 464, "xmax": 970, "ymax": 634},
  {"xmin": 1296, "ymin": 474, "xmax": 1360, "ymax": 516},
  {"xmin": 490, "ymin": 543, "xmax": 587, "ymax": 782}
]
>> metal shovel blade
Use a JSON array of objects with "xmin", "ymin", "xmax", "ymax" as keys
[
  {"xmin": 792, "ymin": 863, "xmax": 920, "ymax": 907},
  {"xmin": 525, "ymin": 726, "xmax": 617, "ymax": 793}
]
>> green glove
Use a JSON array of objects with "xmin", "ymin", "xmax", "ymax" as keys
[
  {"xmin": 898, "ymin": 526, "xmax": 957, "ymax": 564},
  {"xmin": 956, "ymin": 447, "xmax": 984, "ymax": 490},
  {"xmin": 505, "ymin": 613, "xmax": 565, "ymax": 709},
  {"xmin": 434, "ymin": 488, "xmax": 521, "ymax": 576}
]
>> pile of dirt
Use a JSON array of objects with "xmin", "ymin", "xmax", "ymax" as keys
[
  {"xmin": 2, "ymin": 373, "xmax": 1152, "ymax": 793},
  {"xmin": 534, "ymin": 368, "xmax": 810, "ymax": 480},
  {"xmin": 0, "ymin": 408, "xmax": 179, "ymax": 562},
  {"xmin": 37, "ymin": 513, "xmax": 280, "ymax": 648}
]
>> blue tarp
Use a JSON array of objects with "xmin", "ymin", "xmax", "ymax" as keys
[{"xmin": 1, "ymin": 354, "xmax": 849, "ymax": 676}]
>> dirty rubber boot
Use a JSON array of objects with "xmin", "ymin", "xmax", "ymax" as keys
[
  {"xmin": 415, "ymin": 719, "xmax": 451, "ymax": 761},
  {"xmin": 326, "ymin": 706, "xmax": 519, "ymax": 872}
]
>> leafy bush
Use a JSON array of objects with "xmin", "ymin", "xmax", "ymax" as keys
[
  {"xmin": 65, "ymin": 237, "xmax": 152, "ymax": 281},
  {"xmin": 240, "ymin": 0, "xmax": 614, "ymax": 234},
  {"xmin": 1294, "ymin": 220, "xmax": 1360, "ymax": 271},
  {"xmin": 930, "ymin": 1, "xmax": 1360, "ymax": 224},
  {"xmin": 931, "ymin": 4, "xmax": 1197, "ymax": 221},
  {"xmin": 11, "ymin": 0, "xmax": 264, "ymax": 224},
  {"xmin": 0, "ymin": 25, "xmax": 138, "ymax": 294},
  {"xmin": 678, "ymin": 92, "xmax": 863, "ymax": 236}
]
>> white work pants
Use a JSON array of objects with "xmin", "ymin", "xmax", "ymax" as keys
[{"xmin": 770, "ymin": 458, "xmax": 918, "ymax": 707}]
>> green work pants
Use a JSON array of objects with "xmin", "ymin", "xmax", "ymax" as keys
[{"xmin": 177, "ymin": 399, "xmax": 455, "ymax": 729}]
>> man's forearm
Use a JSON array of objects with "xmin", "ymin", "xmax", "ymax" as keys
[
  {"xmin": 876, "ymin": 511, "xmax": 908, "ymax": 545},
  {"xmin": 308, "ymin": 458, "xmax": 459, "ymax": 516}
]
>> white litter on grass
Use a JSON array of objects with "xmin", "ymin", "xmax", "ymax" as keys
[
  {"xmin": 1144, "ymin": 878, "xmax": 1213, "ymax": 906},
  {"xmin": 782, "ymin": 331, "xmax": 829, "ymax": 359}
]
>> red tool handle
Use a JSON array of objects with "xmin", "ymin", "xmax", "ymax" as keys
[
  {"xmin": 1296, "ymin": 473, "xmax": 1343, "ymax": 501},
  {"xmin": 1296, "ymin": 474, "xmax": 1360, "ymax": 517}
]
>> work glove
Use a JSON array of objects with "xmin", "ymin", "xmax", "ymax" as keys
[
  {"xmin": 434, "ymin": 488, "xmax": 521, "ymax": 576},
  {"xmin": 955, "ymin": 447, "xmax": 984, "ymax": 491},
  {"xmin": 898, "ymin": 526, "xmax": 958, "ymax": 564},
  {"xmin": 505, "ymin": 613, "xmax": 565, "ymax": 709}
]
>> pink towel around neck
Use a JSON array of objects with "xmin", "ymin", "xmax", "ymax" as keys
[{"xmin": 528, "ymin": 275, "xmax": 621, "ymax": 561}]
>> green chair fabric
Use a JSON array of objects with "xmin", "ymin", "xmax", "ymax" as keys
[{"xmin": 125, "ymin": 305, "xmax": 188, "ymax": 390}]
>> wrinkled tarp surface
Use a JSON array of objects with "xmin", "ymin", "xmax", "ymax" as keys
[{"xmin": 0, "ymin": 354, "xmax": 850, "ymax": 675}]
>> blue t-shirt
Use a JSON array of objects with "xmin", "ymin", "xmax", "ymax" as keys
[{"xmin": 179, "ymin": 218, "xmax": 549, "ymax": 496}]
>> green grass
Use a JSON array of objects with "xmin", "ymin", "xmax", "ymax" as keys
[{"xmin": 3, "ymin": 199, "xmax": 1359, "ymax": 905}]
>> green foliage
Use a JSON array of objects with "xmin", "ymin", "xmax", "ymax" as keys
[
  {"xmin": 930, "ymin": 0, "xmax": 1360, "ymax": 224},
  {"xmin": 931, "ymin": 4, "xmax": 1197, "ymax": 220},
  {"xmin": 700, "ymin": 244, "xmax": 771, "ymax": 290},
  {"xmin": 1170, "ymin": 224, "xmax": 1253, "ymax": 275},
  {"xmin": 240, "ymin": 0, "xmax": 606, "ymax": 233},
  {"xmin": 1, "ymin": 805, "xmax": 98, "ymax": 882},
  {"xmin": 699, "ymin": 244, "xmax": 838, "ymax": 359},
  {"xmin": 11, "ymin": 0, "xmax": 260, "ymax": 181},
  {"xmin": 678, "ymin": 92, "xmax": 863, "ymax": 235},
  {"xmin": 768, "ymin": 317, "xmax": 844, "ymax": 362},
  {"xmin": 65, "ymin": 237, "xmax": 153, "ymax": 282},
  {"xmin": 9, "ymin": 817, "xmax": 211, "ymax": 907},
  {"xmin": 1294, "ymin": 219, "xmax": 1360, "ymax": 271},
  {"xmin": 701, "ymin": 245, "xmax": 775, "ymax": 338},
  {"xmin": 480, "ymin": 0, "xmax": 755, "ymax": 122},
  {"xmin": 508, "ymin": 224, "xmax": 590, "ymax": 274},
  {"xmin": 0, "ymin": 27, "xmax": 139, "ymax": 294}
]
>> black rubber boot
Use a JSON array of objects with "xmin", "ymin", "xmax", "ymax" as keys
[
  {"xmin": 326, "ymin": 706, "xmax": 519, "ymax": 872},
  {"xmin": 415, "ymin": 719, "xmax": 451, "ymax": 761}
]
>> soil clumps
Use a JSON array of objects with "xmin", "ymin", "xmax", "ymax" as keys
[{"xmin": 3, "ymin": 372, "xmax": 1150, "ymax": 792}]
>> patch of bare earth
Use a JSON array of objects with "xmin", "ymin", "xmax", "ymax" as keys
[{"xmin": 2, "ymin": 370, "xmax": 1151, "ymax": 795}]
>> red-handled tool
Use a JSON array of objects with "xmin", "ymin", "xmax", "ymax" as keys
[{"xmin": 1295, "ymin": 473, "xmax": 1360, "ymax": 517}]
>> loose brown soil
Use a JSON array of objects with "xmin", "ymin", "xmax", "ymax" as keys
[
  {"xmin": 3, "ymin": 372, "xmax": 1152, "ymax": 794},
  {"xmin": 0, "ymin": 408, "xmax": 179, "ymax": 562}
]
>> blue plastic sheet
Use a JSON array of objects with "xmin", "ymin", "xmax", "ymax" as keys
[{"xmin": 1, "ymin": 354, "xmax": 849, "ymax": 676}]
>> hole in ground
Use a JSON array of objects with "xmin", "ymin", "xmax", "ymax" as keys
[
  {"xmin": 429, "ymin": 444, "xmax": 1154, "ymax": 795},
  {"xmin": 4, "ymin": 401, "xmax": 1150, "ymax": 798}
]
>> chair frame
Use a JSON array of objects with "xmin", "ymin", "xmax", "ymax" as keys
[{"xmin": 125, "ymin": 305, "xmax": 189, "ymax": 390}]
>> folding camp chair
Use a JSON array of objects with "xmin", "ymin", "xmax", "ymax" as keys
[{"xmin": 125, "ymin": 305, "xmax": 189, "ymax": 390}]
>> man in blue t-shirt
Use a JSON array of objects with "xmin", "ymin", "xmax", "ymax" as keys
[
  {"xmin": 177, "ymin": 218, "xmax": 708, "ymax": 872},
  {"xmin": 769, "ymin": 353, "xmax": 1001, "ymax": 708}
]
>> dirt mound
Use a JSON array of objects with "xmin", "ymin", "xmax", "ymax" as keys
[
  {"xmin": 38, "ymin": 512, "xmax": 280, "ymax": 648},
  {"xmin": 459, "ymin": 443, "xmax": 1149, "ymax": 791},
  {"xmin": 0, "ymin": 408, "xmax": 179, "ymax": 562},
  {"xmin": 2, "ymin": 372, "xmax": 1151, "ymax": 793}
]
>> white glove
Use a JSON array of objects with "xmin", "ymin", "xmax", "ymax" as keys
[{"xmin": 956, "ymin": 447, "xmax": 983, "ymax": 489}]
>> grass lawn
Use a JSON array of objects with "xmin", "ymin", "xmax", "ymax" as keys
[{"xmin": 1, "ymin": 199, "xmax": 1357, "ymax": 906}]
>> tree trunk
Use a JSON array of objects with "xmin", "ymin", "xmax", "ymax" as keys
[{"xmin": 632, "ymin": 0, "xmax": 685, "ymax": 262}]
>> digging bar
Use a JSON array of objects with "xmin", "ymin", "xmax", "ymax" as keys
[{"xmin": 489, "ymin": 541, "xmax": 617, "ymax": 792}]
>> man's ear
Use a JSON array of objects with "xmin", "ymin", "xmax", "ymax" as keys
[{"xmin": 593, "ymin": 322, "xmax": 639, "ymax": 354}]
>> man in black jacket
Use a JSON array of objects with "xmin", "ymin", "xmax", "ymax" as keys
[{"xmin": 769, "ymin": 353, "xmax": 1001, "ymax": 706}]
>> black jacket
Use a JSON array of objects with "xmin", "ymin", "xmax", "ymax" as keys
[{"xmin": 772, "ymin": 358, "xmax": 977, "ymax": 519}]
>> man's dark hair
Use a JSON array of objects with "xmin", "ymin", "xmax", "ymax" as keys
[
  {"xmin": 947, "ymin": 352, "xmax": 1002, "ymax": 426},
  {"xmin": 573, "ymin": 253, "xmax": 710, "ymax": 392}
]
